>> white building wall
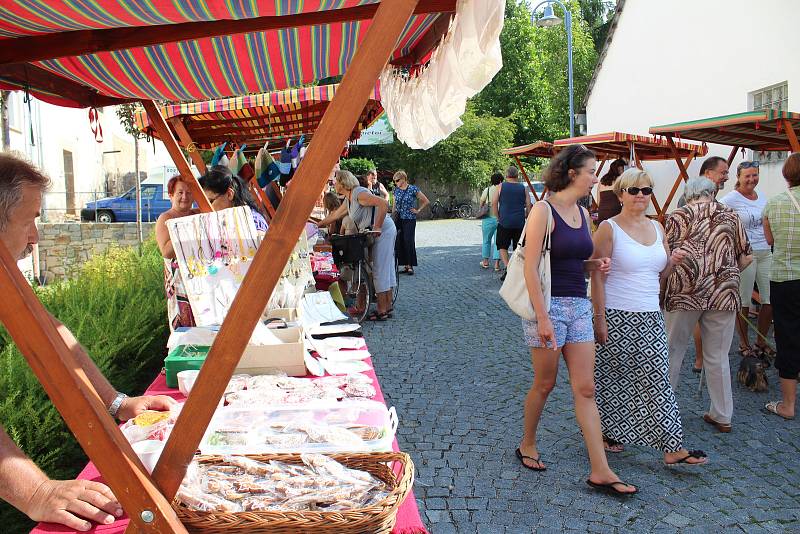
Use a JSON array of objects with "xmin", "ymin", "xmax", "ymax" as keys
[
  {"xmin": 4, "ymin": 92, "xmax": 175, "ymax": 221},
  {"xmin": 585, "ymin": 0, "xmax": 800, "ymax": 204}
]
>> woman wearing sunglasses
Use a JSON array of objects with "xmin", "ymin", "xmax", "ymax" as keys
[
  {"xmin": 517, "ymin": 145, "xmax": 636, "ymax": 495},
  {"xmin": 719, "ymin": 161, "xmax": 774, "ymax": 361},
  {"xmin": 591, "ymin": 169, "xmax": 707, "ymax": 465}
]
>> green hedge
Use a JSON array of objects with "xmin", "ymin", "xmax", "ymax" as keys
[{"xmin": 0, "ymin": 239, "xmax": 169, "ymax": 533}]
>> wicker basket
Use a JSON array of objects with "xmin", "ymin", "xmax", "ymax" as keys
[{"xmin": 173, "ymin": 452, "xmax": 414, "ymax": 534}]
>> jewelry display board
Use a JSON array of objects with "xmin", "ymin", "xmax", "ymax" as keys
[
  {"xmin": 167, "ymin": 207, "xmax": 259, "ymax": 326},
  {"xmin": 267, "ymin": 231, "xmax": 315, "ymax": 311}
]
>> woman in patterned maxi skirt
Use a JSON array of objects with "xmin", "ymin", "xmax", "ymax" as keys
[{"xmin": 590, "ymin": 169, "xmax": 707, "ymax": 465}]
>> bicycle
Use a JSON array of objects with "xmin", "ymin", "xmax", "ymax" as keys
[
  {"xmin": 430, "ymin": 194, "xmax": 473, "ymax": 219},
  {"xmin": 330, "ymin": 232, "xmax": 400, "ymax": 323}
]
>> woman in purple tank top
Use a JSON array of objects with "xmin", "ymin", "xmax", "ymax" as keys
[{"xmin": 514, "ymin": 145, "xmax": 637, "ymax": 495}]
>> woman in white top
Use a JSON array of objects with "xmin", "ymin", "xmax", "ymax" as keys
[
  {"xmin": 479, "ymin": 172, "xmax": 504, "ymax": 271},
  {"xmin": 719, "ymin": 161, "xmax": 774, "ymax": 360},
  {"xmin": 591, "ymin": 169, "xmax": 707, "ymax": 465}
]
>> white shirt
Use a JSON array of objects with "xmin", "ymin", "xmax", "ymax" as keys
[
  {"xmin": 604, "ymin": 219, "xmax": 668, "ymax": 313},
  {"xmin": 718, "ymin": 190, "xmax": 769, "ymax": 251}
]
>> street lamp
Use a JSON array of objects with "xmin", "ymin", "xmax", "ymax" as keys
[{"xmin": 532, "ymin": 0, "xmax": 574, "ymax": 138}]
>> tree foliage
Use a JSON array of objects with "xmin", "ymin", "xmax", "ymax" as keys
[
  {"xmin": 472, "ymin": 0, "xmax": 598, "ymax": 145},
  {"xmin": 339, "ymin": 157, "xmax": 376, "ymax": 176},
  {"xmin": 352, "ymin": 107, "xmax": 514, "ymax": 189}
]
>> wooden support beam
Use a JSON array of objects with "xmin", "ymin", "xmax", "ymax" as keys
[
  {"xmin": 665, "ymin": 135, "xmax": 691, "ymax": 182},
  {"xmin": 0, "ymin": 242, "xmax": 188, "ymax": 534},
  {"xmin": 0, "ymin": 0, "xmax": 454, "ymax": 66},
  {"xmin": 726, "ymin": 145, "xmax": 739, "ymax": 167},
  {"xmin": 169, "ymin": 117, "xmax": 207, "ymax": 174},
  {"xmin": 782, "ymin": 119, "xmax": 800, "ymax": 152},
  {"xmin": 661, "ymin": 152, "xmax": 697, "ymax": 217},
  {"xmin": 148, "ymin": 0, "xmax": 422, "ymax": 505},
  {"xmin": 142, "ymin": 100, "xmax": 212, "ymax": 212},
  {"xmin": 514, "ymin": 156, "xmax": 537, "ymax": 200},
  {"xmin": 0, "ymin": 64, "xmax": 134, "ymax": 107}
]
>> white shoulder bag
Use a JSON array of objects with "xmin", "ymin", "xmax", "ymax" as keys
[{"xmin": 499, "ymin": 202, "xmax": 552, "ymax": 320}]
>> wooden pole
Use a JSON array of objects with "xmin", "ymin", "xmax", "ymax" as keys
[
  {"xmin": 726, "ymin": 145, "xmax": 739, "ymax": 167},
  {"xmin": 661, "ymin": 153, "xmax": 696, "ymax": 217},
  {"xmin": 514, "ymin": 156, "xmax": 537, "ymax": 200},
  {"xmin": 0, "ymin": 243, "xmax": 188, "ymax": 534},
  {"xmin": 141, "ymin": 100, "xmax": 212, "ymax": 212},
  {"xmin": 169, "ymin": 117, "xmax": 208, "ymax": 174},
  {"xmin": 782, "ymin": 119, "xmax": 800, "ymax": 152},
  {"xmin": 148, "ymin": 0, "xmax": 423, "ymax": 504}
]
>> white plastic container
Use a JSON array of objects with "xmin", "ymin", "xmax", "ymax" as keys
[
  {"xmin": 177, "ymin": 370, "xmax": 200, "ymax": 396},
  {"xmin": 199, "ymin": 399, "xmax": 397, "ymax": 455},
  {"xmin": 132, "ymin": 440, "xmax": 165, "ymax": 473}
]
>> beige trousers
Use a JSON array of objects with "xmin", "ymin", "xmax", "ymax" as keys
[{"xmin": 665, "ymin": 310, "xmax": 736, "ymax": 425}]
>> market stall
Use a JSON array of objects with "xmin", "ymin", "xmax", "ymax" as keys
[
  {"xmin": 132, "ymin": 83, "xmax": 383, "ymax": 219},
  {"xmin": 501, "ymin": 141, "xmax": 556, "ymax": 201},
  {"xmin": 0, "ymin": 1, "xmax": 475, "ymax": 533},
  {"xmin": 649, "ymin": 111, "xmax": 800, "ymax": 214},
  {"xmin": 552, "ymin": 131, "xmax": 707, "ymax": 218}
]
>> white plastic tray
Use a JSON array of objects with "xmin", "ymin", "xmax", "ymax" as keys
[{"xmin": 199, "ymin": 399, "xmax": 398, "ymax": 455}]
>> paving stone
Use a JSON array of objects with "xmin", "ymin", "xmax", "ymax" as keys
[{"xmin": 364, "ymin": 220, "xmax": 798, "ymax": 534}]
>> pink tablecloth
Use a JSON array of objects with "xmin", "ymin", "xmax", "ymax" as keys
[{"xmin": 32, "ymin": 356, "xmax": 427, "ymax": 534}]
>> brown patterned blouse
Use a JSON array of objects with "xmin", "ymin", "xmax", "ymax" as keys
[{"xmin": 664, "ymin": 201, "xmax": 752, "ymax": 312}]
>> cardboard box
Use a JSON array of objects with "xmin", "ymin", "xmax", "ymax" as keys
[{"xmin": 234, "ymin": 326, "xmax": 307, "ymax": 376}]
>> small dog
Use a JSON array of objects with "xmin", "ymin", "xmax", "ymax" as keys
[{"xmin": 737, "ymin": 356, "xmax": 768, "ymax": 392}]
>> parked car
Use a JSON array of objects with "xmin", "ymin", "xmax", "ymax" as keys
[
  {"xmin": 81, "ymin": 183, "xmax": 171, "ymax": 223},
  {"xmin": 526, "ymin": 182, "xmax": 546, "ymax": 203}
]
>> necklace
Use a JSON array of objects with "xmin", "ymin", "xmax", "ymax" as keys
[
  {"xmin": 173, "ymin": 224, "xmax": 194, "ymax": 279},
  {"xmin": 241, "ymin": 208, "xmax": 258, "ymax": 256}
]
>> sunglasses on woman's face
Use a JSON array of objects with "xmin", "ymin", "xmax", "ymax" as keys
[
  {"xmin": 623, "ymin": 186, "xmax": 653, "ymax": 196},
  {"xmin": 738, "ymin": 161, "xmax": 760, "ymax": 170}
]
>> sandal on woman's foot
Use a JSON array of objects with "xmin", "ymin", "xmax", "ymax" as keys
[
  {"xmin": 480, "ymin": 261, "xmax": 489, "ymax": 269},
  {"xmin": 365, "ymin": 311, "xmax": 390, "ymax": 322},
  {"xmin": 586, "ymin": 479, "xmax": 637, "ymax": 496},
  {"xmin": 603, "ymin": 436, "xmax": 624, "ymax": 453},
  {"xmin": 763, "ymin": 401, "xmax": 795, "ymax": 420},
  {"xmin": 515, "ymin": 448, "xmax": 546, "ymax": 471},
  {"xmin": 665, "ymin": 449, "xmax": 708, "ymax": 466}
]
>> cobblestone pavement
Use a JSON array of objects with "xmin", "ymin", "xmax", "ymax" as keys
[{"xmin": 363, "ymin": 219, "xmax": 800, "ymax": 534}]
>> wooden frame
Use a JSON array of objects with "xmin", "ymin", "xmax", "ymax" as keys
[
  {"xmin": 652, "ymin": 112, "xmax": 800, "ymax": 217},
  {"xmin": 0, "ymin": 1, "xmax": 430, "ymax": 532}
]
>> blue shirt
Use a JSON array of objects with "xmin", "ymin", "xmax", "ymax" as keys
[
  {"xmin": 498, "ymin": 182, "xmax": 526, "ymax": 228},
  {"xmin": 394, "ymin": 185, "xmax": 420, "ymax": 220}
]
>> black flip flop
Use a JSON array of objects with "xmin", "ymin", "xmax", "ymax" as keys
[
  {"xmin": 665, "ymin": 449, "xmax": 707, "ymax": 466},
  {"xmin": 515, "ymin": 448, "xmax": 546, "ymax": 471},
  {"xmin": 586, "ymin": 479, "xmax": 637, "ymax": 496},
  {"xmin": 364, "ymin": 311, "xmax": 389, "ymax": 322}
]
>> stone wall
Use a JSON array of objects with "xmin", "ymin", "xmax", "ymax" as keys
[{"xmin": 37, "ymin": 222, "xmax": 155, "ymax": 282}]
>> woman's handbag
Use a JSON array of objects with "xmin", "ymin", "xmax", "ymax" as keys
[
  {"xmin": 499, "ymin": 202, "xmax": 553, "ymax": 320},
  {"xmin": 475, "ymin": 187, "xmax": 490, "ymax": 219}
]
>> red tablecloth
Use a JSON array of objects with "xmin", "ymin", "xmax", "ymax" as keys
[{"xmin": 32, "ymin": 355, "xmax": 426, "ymax": 534}]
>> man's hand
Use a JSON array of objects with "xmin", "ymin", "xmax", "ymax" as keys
[
  {"xmin": 116, "ymin": 395, "xmax": 176, "ymax": 422},
  {"xmin": 25, "ymin": 479, "xmax": 122, "ymax": 531}
]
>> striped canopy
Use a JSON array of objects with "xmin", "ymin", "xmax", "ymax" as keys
[
  {"xmin": 133, "ymin": 83, "xmax": 382, "ymax": 151},
  {"xmin": 0, "ymin": 1, "xmax": 454, "ymax": 108},
  {"xmin": 649, "ymin": 110, "xmax": 800, "ymax": 151},
  {"xmin": 554, "ymin": 131, "xmax": 707, "ymax": 161},
  {"xmin": 502, "ymin": 141, "xmax": 556, "ymax": 158}
]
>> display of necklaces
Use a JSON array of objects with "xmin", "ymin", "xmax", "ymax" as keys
[
  {"xmin": 266, "ymin": 231, "xmax": 314, "ymax": 312},
  {"xmin": 167, "ymin": 206, "xmax": 260, "ymax": 326}
]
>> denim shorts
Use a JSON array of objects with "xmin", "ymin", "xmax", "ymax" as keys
[{"xmin": 522, "ymin": 296, "xmax": 594, "ymax": 348}]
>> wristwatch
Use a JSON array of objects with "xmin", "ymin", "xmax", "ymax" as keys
[{"xmin": 108, "ymin": 392, "xmax": 129, "ymax": 419}]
